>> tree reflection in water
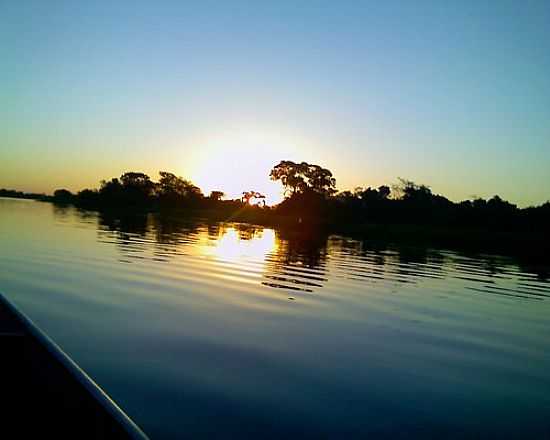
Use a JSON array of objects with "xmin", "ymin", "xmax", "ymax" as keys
[{"xmin": 59, "ymin": 207, "xmax": 549, "ymax": 300}]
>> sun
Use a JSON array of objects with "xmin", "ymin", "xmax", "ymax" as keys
[
  {"xmin": 193, "ymin": 154, "xmax": 283, "ymax": 205},
  {"xmin": 188, "ymin": 129, "xmax": 295, "ymax": 205}
]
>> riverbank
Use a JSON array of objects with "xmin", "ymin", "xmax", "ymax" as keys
[
  {"xmin": 97, "ymin": 203, "xmax": 550, "ymax": 263},
  {"xmin": 3, "ymin": 194, "xmax": 548, "ymax": 263}
]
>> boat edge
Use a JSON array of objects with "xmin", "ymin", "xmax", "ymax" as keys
[{"xmin": 0, "ymin": 291, "xmax": 150, "ymax": 440}]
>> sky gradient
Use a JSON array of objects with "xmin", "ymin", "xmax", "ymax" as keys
[{"xmin": 2, "ymin": 1, "xmax": 549, "ymax": 206}]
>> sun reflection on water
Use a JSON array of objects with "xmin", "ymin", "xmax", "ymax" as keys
[
  {"xmin": 88, "ymin": 208, "xmax": 550, "ymax": 301},
  {"xmin": 203, "ymin": 226, "xmax": 277, "ymax": 265}
]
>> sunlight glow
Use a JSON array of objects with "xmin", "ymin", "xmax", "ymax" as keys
[{"xmin": 188, "ymin": 128, "xmax": 298, "ymax": 205}]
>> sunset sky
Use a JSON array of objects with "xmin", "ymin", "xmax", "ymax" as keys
[{"xmin": 2, "ymin": 1, "xmax": 549, "ymax": 206}]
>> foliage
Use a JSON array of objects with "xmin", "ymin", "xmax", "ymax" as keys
[
  {"xmin": 269, "ymin": 160, "xmax": 336, "ymax": 197},
  {"xmin": 209, "ymin": 191, "xmax": 225, "ymax": 201},
  {"xmin": 6, "ymin": 159, "xmax": 544, "ymax": 245},
  {"xmin": 241, "ymin": 191, "xmax": 266, "ymax": 205},
  {"xmin": 158, "ymin": 171, "xmax": 202, "ymax": 199},
  {"xmin": 53, "ymin": 189, "xmax": 74, "ymax": 204}
]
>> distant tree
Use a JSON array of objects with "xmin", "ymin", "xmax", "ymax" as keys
[
  {"xmin": 472, "ymin": 198, "xmax": 487, "ymax": 210},
  {"xmin": 99, "ymin": 178, "xmax": 123, "ymax": 200},
  {"xmin": 335, "ymin": 190, "xmax": 355, "ymax": 201},
  {"xmin": 75, "ymin": 188, "xmax": 99, "ymax": 207},
  {"xmin": 157, "ymin": 171, "xmax": 203, "ymax": 205},
  {"xmin": 360, "ymin": 187, "xmax": 379, "ymax": 202},
  {"xmin": 355, "ymin": 185, "xmax": 391, "ymax": 202},
  {"xmin": 269, "ymin": 161, "xmax": 308, "ymax": 196},
  {"xmin": 242, "ymin": 191, "xmax": 266, "ymax": 206},
  {"xmin": 487, "ymin": 195, "xmax": 517, "ymax": 211},
  {"xmin": 209, "ymin": 191, "xmax": 225, "ymax": 201},
  {"xmin": 308, "ymin": 164, "xmax": 337, "ymax": 196},
  {"xmin": 378, "ymin": 185, "xmax": 391, "ymax": 199},
  {"xmin": 269, "ymin": 160, "xmax": 336, "ymax": 197},
  {"xmin": 53, "ymin": 189, "xmax": 74, "ymax": 204},
  {"xmin": 99, "ymin": 172, "xmax": 155, "ymax": 206},
  {"xmin": 119, "ymin": 172, "xmax": 155, "ymax": 196},
  {"xmin": 393, "ymin": 178, "xmax": 432, "ymax": 201},
  {"xmin": 158, "ymin": 172, "xmax": 193, "ymax": 196}
]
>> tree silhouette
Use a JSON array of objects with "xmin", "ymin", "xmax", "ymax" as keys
[
  {"xmin": 242, "ymin": 191, "xmax": 266, "ymax": 206},
  {"xmin": 393, "ymin": 178, "xmax": 432, "ymax": 201},
  {"xmin": 122, "ymin": 172, "xmax": 156, "ymax": 204},
  {"xmin": 120, "ymin": 172, "xmax": 155, "ymax": 193},
  {"xmin": 270, "ymin": 160, "xmax": 336, "ymax": 197},
  {"xmin": 158, "ymin": 171, "xmax": 201, "ymax": 198},
  {"xmin": 53, "ymin": 189, "xmax": 74, "ymax": 204},
  {"xmin": 99, "ymin": 178, "xmax": 123, "ymax": 202},
  {"xmin": 378, "ymin": 185, "xmax": 391, "ymax": 199},
  {"xmin": 14, "ymin": 160, "xmax": 548, "ymax": 260},
  {"xmin": 269, "ymin": 161, "xmax": 308, "ymax": 195},
  {"xmin": 209, "ymin": 191, "xmax": 225, "ymax": 201}
]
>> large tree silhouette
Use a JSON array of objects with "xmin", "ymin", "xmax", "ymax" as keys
[
  {"xmin": 269, "ymin": 160, "xmax": 336, "ymax": 197},
  {"xmin": 158, "ymin": 171, "xmax": 201, "ymax": 198}
]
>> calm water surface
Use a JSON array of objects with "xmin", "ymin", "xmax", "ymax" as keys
[{"xmin": 1, "ymin": 198, "xmax": 549, "ymax": 439}]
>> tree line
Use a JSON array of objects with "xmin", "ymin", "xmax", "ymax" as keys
[
  {"xmin": 3, "ymin": 160, "xmax": 549, "ymax": 232},
  {"xmin": 268, "ymin": 161, "xmax": 550, "ymax": 231}
]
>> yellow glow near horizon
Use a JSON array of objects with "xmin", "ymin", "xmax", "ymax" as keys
[{"xmin": 188, "ymin": 128, "xmax": 299, "ymax": 205}]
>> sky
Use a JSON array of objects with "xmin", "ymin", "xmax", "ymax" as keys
[{"xmin": 1, "ymin": 0, "xmax": 549, "ymax": 206}]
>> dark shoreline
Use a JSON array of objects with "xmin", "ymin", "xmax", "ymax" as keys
[
  {"xmin": 68, "ymin": 201, "xmax": 550, "ymax": 265},
  {"xmin": 2, "ymin": 194, "xmax": 549, "ymax": 264}
]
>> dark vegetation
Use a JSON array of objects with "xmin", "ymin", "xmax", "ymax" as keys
[
  {"xmin": 0, "ymin": 188, "xmax": 51, "ymax": 201},
  {"xmin": 84, "ymin": 210, "xmax": 548, "ymax": 282},
  {"xmin": 2, "ymin": 160, "xmax": 549, "ymax": 259}
]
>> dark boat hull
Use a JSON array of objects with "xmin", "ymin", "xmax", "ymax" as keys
[{"xmin": 0, "ymin": 293, "xmax": 148, "ymax": 439}]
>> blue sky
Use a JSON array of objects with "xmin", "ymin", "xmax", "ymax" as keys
[{"xmin": 1, "ymin": 0, "xmax": 549, "ymax": 205}]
